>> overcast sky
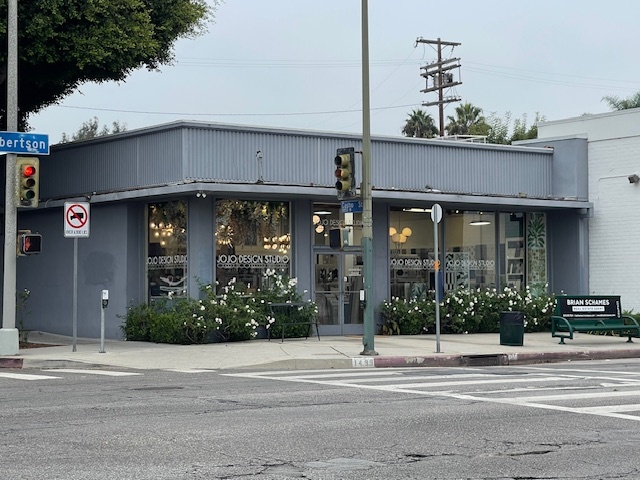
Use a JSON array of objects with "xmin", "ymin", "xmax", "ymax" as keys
[{"xmin": 29, "ymin": 0, "xmax": 640, "ymax": 144}]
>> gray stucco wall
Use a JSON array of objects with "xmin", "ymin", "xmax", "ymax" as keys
[{"xmin": 17, "ymin": 203, "xmax": 141, "ymax": 339}]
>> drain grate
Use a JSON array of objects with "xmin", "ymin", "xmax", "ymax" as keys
[{"xmin": 462, "ymin": 354, "xmax": 502, "ymax": 367}]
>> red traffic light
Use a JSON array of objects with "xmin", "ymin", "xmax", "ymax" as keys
[{"xmin": 22, "ymin": 165, "xmax": 36, "ymax": 177}]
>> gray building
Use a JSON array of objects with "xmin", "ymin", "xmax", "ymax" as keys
[{"xmin": 9, "ymin": 121, "xmax": 590, "ymax": 339}]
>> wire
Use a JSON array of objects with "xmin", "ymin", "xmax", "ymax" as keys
[{"xmin": 56, "ymin": 103, "xmax": 418, "ymax": 117}]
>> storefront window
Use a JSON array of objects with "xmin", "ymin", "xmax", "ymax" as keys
[
  {"xmin": 388, "ymin": 207, "xmax": 434, "ymax": 300},
  {"xmin": 444, "ymin": 211, "xmax": 496, "ymax": 291},
  {"xmin": 526, "ymin": 212, "xmax": 548, "ymax": 294},
  {"xmin": 215, "ymin": 200, "xmax": 290, "ymax": 292},
  {"xmin": 147, "ymin": 201, "xmax": 188, "ymax": 301},
  {"xmin": 312, "ymin": 203, "xmax": 362, "ymax": 247},
  {"xmin": 499, "ymin": 213, "xmax": 525, "ymax": 290}
]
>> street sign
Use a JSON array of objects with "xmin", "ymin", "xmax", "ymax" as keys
[
  {"xmin": 64, "ymin": 202, "xmax": 90, "ymax": 238},
  {"xmin": 431, "ymin": 203, "xmax": 443, "ymax": 223},
  {"xmin": 341, "ymin": 199, "xmax": 363, "ymax": 213},
  {"xmin": 0, "ymin": 132, "xmax": 49, "ymax": 155}
]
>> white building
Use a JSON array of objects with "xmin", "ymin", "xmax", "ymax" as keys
[{"xmin": 534, "ymin": 108, "xmax": 640, "ymax": 312}]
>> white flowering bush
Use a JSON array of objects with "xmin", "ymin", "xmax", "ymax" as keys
[
  {"xmin": 121, "ymin": 272, "xmax": 317, "ymax": 344},
  {"xmin": 380, "ymin": 295, "xmax": 436, "ymax": 335},
  {"xmin": 381, "ymin": 285, "xmax": 556, "ymax": 335},
  {"xmin": 251, "ymin": 269, "xmax": 318, "ymax": 339}
]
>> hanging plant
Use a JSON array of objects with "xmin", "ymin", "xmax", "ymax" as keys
[{"xmin": 216, "ymin": 200, "xmax": 288, "ymax": 247}]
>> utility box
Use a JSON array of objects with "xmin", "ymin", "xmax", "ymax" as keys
[{"xmin": 500, "ymin": 311, "xmax": 524, "ymax": 346}]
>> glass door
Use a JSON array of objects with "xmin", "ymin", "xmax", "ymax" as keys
[{"xmin": 314, "ymin": 252, "xmax": 363, "ymax": 335}]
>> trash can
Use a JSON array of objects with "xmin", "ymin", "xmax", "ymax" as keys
[{"xmin": 500, "ymin": 311, "xmax": 524, "ymax": 346}]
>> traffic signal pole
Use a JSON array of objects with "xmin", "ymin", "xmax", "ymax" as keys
[
  {"xmin": 360, "ymin": 0, "xmax": 377, "ymax": 356},
  {"xmin": 0, "ymin": 0, "xmax": 20, "ymax": 354}
]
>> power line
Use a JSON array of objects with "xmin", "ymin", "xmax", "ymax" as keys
[{"xmin": 56, "ymin": 103, "xmax": 418, "ymax": 117}]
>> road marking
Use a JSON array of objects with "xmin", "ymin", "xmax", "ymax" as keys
[
  {"xmin": 165, "ymin": 369, "xmax": 216, "ymax": 373},
  {"xmin": 574, "ymin": 404, "xmax": 640, "ymax": 414},
  {"xmin": 0, "ymin": 372, "xmax": 60, "ymax": 381},
  {"xmin": 44, "ymin": 369, "xmax": 141, "ymax": 376},
  {"xmin": 226, "ymin": 368, "xmax": 640, "ymax": 422},
  {"xmin": 514, "ymin": 366, "xmax": 640, "ymax": 376}
]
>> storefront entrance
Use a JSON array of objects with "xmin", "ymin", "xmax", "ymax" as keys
[{"xmin": 314, "ymin": 251, "xmax": 364, "ymax": 335}]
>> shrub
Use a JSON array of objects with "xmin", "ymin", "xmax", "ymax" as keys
[
  {"xmin": 380, "ymin": 294, "xmax": 436, "ymax": 335},
  {"xmin": 252, "ymin": 269, "xmax": 318, "ymax": 339},
  {"xmin": 381, "ymin": 286, "xmax": 556, "ymax": 335},
  {"xmin": 120, "ymin": 272, "xmax": 317, "ymax": 344}
]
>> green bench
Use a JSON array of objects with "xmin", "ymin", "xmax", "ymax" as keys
[{"xmin": 551, "ymin": 295, "xmax": 640, "ymax": 344}]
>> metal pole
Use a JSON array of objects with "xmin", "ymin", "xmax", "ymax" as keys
[
  {"xmin": 360, "ymin": 0, "xmax": 376, "ymax": 356},
  {"xmin": 99, "ymin": 302, "xmax": 105, "ymax": 353},
  {"xmin": 0, "ymin": 0, "xmax": 20, "ymax": 355},
  {"xmin": 434, "ymin": 222, "xmax": 441, "ymax": 353},
  {"xmin": 72, "ymin": 237, "xmax": 78, "ymax": 352}
]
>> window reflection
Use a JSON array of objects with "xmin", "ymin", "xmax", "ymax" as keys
[
  {"xmin": 147, "ymin": 201, "xmax": 188, "ymax": 301},
  {"xmin": 215, "ymin": 200, "xmax": 291, "ymax": 292}
]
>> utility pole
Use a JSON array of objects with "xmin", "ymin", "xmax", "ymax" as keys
[
  {"xmin": 360, "ymin": 0, "xmax": 376, "ymax": 356},
  {"xmin": 416, "ymin": 37, "xmax": 462, "ymax": 137},
  {"xmin": 0, "ymin": 0, "xmax": 19, "ymax": 354}
]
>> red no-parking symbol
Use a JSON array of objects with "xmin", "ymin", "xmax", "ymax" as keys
[{"xmin": 64, "ymin": 202, "xmax": 90, "ymax": 238}]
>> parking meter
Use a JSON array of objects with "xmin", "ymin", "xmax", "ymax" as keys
[{"xmin": 101, "ymin": 289, "xmax": 109, "ymax": 309}]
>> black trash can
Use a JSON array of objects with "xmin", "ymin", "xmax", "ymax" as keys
[{"xmin": 500, "ymin": 311, "xmax": 524, "ymax": 346}]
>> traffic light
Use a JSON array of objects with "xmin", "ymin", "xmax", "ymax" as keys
[
  {"xmin": 16, "ymin": 157, "xmax": 39, "ymax": 208},
  {"xmin": 334, "ymin": 147, "xmax": 355, "ymax": 199},
  {"xmin": 18, "ymin": 233, "xmax": 42, "ymax": 255}
]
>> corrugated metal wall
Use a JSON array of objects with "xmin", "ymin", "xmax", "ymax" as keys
[{"xmin": 42, "ymin": 122, "xmax": 556, "ymax": 200}]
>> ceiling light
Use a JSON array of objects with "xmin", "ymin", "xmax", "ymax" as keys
[
  {"xmin": 402, "ymin": 208, "xmax": 432, "ymax": 213},
  {"xmin": 469, "ymin": 221, "xmax": 491, "ymax": 226}
]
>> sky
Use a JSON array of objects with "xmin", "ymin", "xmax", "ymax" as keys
[{"xmin": 28, "ymin": 0, "xmax": 640, "ymax": 144}]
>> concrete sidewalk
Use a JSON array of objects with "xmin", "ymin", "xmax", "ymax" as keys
[{"xmin": 2, "ymin": 330, "xmax": 640, "ymax": 370}]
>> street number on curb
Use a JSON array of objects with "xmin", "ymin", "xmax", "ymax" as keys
[{"xmin": 352, "ymin": 358, "xmax": 375, "ymax": 368}]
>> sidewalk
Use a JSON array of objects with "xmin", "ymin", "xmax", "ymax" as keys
[{"xmin": 2, "ymin": 330, "xmax": 640, "ymax": 371}]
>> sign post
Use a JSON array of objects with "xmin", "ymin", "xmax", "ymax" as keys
[
  {"xmin": 64, "ymin": 202, "xmax": 90, "ymax": 352},
  {"xmin": 431, "ymin": 203, "xmax": 443, "ymax": 353}
]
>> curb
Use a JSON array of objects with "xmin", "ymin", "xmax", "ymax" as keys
[
  {"xmin": 373, "ymin": 349, "xmax": 640, "ymax": 369},
  {"xmin": 0, "ymin": 357, "xmax": 23, "ymax": 369}
]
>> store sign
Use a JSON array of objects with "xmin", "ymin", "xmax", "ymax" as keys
[
  {"xmin": 147, "ymin": 254, "xmax": 187, "ymax": 268},
  {"xmin": 216, "ymin": 254, "xmax": 290, "ymax": 268}
]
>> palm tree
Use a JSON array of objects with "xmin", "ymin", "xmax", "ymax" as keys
[
  {"xmin": 602, "ymin": 91, "xmax": 640, "ymax": 110},
  {"xmin": 445, "ymin": 102, "xmax": 486, "ymax": 136},
  {"xmin": 401, "ymin": 109, "xmax": 438, "ymax": 138}
]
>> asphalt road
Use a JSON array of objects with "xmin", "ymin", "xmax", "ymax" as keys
[{"xmin": 2, "ymin": 360, "xmax": 640, "ymax": 479}]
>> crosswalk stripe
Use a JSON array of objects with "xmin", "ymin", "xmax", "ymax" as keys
[
  {"xmin": 574, "ymin": 404, "xmax": 640, "ymax": 414},
  {"xmin": 509, "ymin": 389, "xmax": 640, "ymax": 403},
  {"xmin": 44, "ymin": 369, "xmax": 141, "ymax": 377},
  {"xmin": 0, "ymin": 372, "xmax": 60, "ymax": 380},
  {"xmin": 306, "ymin": 375, "xmax": 571, "ymax": 390},
  {"xmin": 515, "ymin": 366, "xmax": 640, "ymax": 377},
  {"xmin": 165, "ymin": 369, "xmax": 216, "ymax": 373}
]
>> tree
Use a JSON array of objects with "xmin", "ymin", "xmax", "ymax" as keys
[
  {"xmin": 602, "ymin": 91, "xmax": 640, "ymax": 110},
  {"xmin": 60, "ymin": 117, "xmax": 127, "ymax": 143},
  {"xmin": 485, "ymin": 112, "xmax": 545, "ymax": 145},
  {"xmin": 0, "ymin": 0, "xmax": 217, "ymax": 131},
  {"xmin": 402, "ymin": 109, "xmax": 438, "ymax": 138},
  {"xmin": 445, "ymin": 102, "xmax": 488, "ymax": 136}
]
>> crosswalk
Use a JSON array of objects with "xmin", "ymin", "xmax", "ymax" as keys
[
  {"xmin": 0, "ymin": 368, "xmax": 142, "ymax": 381},
  {"xmin": 223, "ymin": 365, "xmax": 640, "ymax": 422}
]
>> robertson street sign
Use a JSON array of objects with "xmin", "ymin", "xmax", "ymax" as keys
[{"xmin": 0, "ymin": 132, "xmax": 50, "ymax": 155}]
